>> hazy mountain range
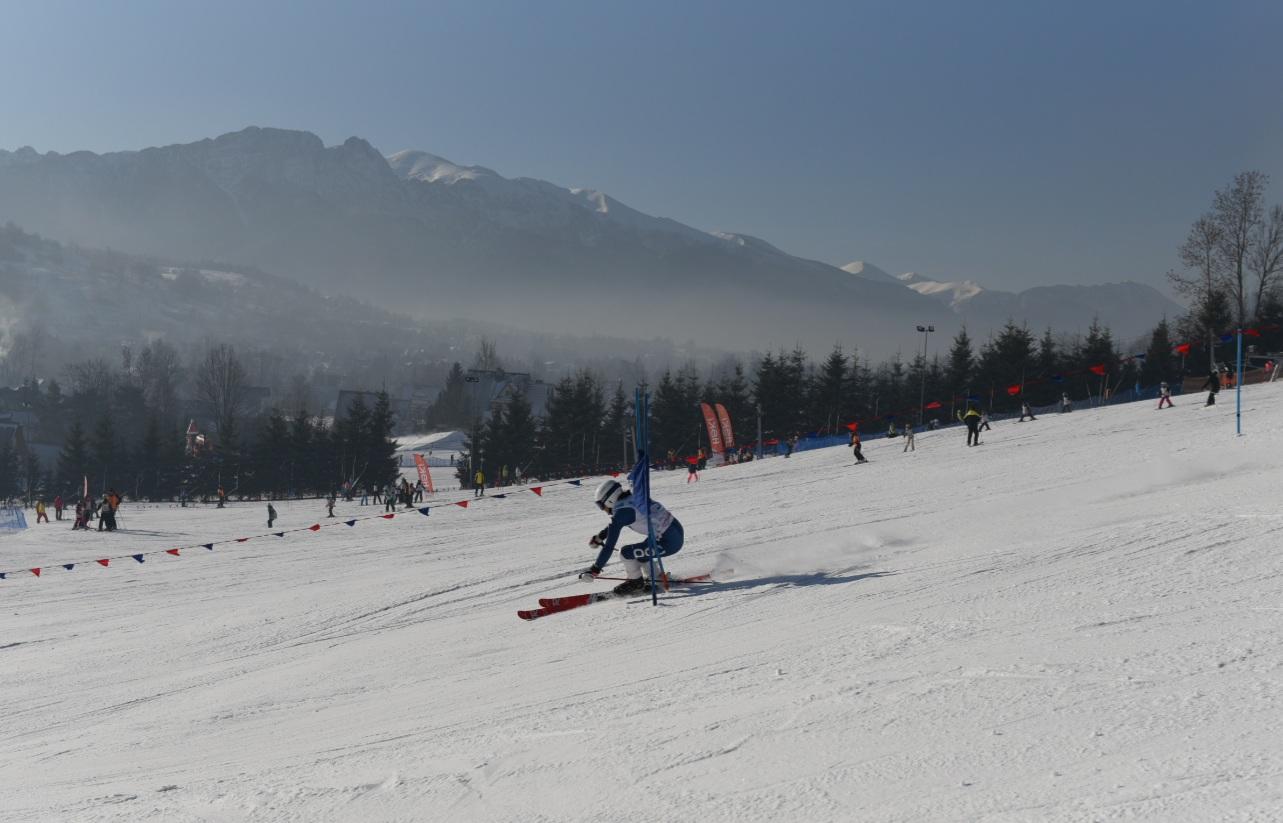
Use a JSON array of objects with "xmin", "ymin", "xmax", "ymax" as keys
[
  {"xmin": 842, "ymin": 262, "xmax": 1184, "ymax": 343},
  {"xmin": 0, "ymin": 127, "xmax": 1181, "ymax": 356}
]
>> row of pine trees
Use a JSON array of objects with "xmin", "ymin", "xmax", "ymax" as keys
[{"xmin": 454, "ymin": 313, "xmax": 1281, "ymax": 485}]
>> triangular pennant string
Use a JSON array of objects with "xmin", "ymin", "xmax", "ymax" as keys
[
  {"xmin": 455, "ymin": 500, "xmax": 469, "ymax": 509},
  {"xmin": 568, "ymin": 480, "xmax": 582, "ymax": 487},
  {"xmin": 202, "ymin": 544, "xmax": 213, "ymax": 550},
  {"xmin": 381, "ymin": 513, "xmax": 395, "ymax": 519},
  {"xmin": 63, "ymin": 563, "xmax": 75, "ymax": 571},
  {"xmin": 132, "ymin": 554, "xmax": 145, "ymax": 563},
  {"xmin": 166, "ymin": 549, "xmax": 180, "ymax": 556},
  {"xmin": 96, "ymin": 558, "xmax": 110, "ymax": 567},
  {"xmin": 417, "ymin": 507, "xmax": 431, "ymax": 516},
  {"xmin": 30, "ymin": 568, "xmax": 41, "ymax": 577},
  {"xmin": 344, "ymin": 519, "xmax": 357, "ymax": 527},
  {"xmin": 531, "ymin": 487, "xmax": 543, "ymax": 497},
  {"xmin": 308, "ymin": 524, "xmax": 321, "ymax": 531},
  {"xmin": 273, "ymin": 532, "xmax": 285, "ymax": 538}
]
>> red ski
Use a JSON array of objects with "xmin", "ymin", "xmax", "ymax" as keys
[{"xmin": 518, "ymin": 572, "xmax": 720, "ymax": 621}]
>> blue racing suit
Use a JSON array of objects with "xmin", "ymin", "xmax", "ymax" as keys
[{"xmin": 593, "ymin": 495, "xmax": 684, "ymax": 570}]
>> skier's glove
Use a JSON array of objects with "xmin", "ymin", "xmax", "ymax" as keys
[
  {"xmin": 578, "ymin": 565, "xmax": 602, "ymax": 582},
  {"xmin": 589, "ymin": 528, "xmax": 608, "ymax": 548}
]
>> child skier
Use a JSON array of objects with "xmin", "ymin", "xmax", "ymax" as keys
[
  {"xmin": 267, "ymin": 502, "xmax": 277, "ymax": 528},
  {"xmin": 1157, "ymin": 381, "xmax": 1173, "ymax": 409},
  {"xmin": 1018, "ymin": 401, "xmax": 1036, "ymax": 422},
  {"xmin": 902, "ymin": 425, "xmax": 915, "ymax": 452},
  {"xmin": 578, "ymin": 479, "xmax": 684, "ymax": 596}
]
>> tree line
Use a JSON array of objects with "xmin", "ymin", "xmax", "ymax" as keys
[{"xmin": 3, "ymin": 343, "xmax": 399, "ymax": 503}]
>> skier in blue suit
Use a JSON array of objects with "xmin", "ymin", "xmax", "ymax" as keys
[{"xmin": 578, "ymin": 479, "xmax": 685, "ymax": 595}]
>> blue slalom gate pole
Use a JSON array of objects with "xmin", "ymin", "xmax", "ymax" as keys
[
  {"xmin": 633, "ymin": 388, "xmax": 663, "ymax": 606},
  {"xmin": 1236, "ymin": 328, "xmax": 1243, "ymax": 436}
]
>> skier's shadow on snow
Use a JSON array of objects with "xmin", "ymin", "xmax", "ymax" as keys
[{"xmin": 661, "ymin": 569, "xmax": 893, "ymax": 601}]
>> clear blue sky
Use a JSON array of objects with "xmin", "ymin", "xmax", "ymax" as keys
[{"xmin": 2, "ymin": 0, "xmax": 1281, "ymax": 293}]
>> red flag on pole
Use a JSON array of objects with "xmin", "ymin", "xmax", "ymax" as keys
[
  {"xmin": 1089, "ymin": 364, "xmax": 1107, "ymax": 376},
  {"xmin": 846, "ymin": 421, "xmax": 859, "ymax": 432},
  {"xmin": 1006, "ymin": 384, "xmax": 1021, "ymax": 396},
  {"xmin": 1173, "ymin": 343, "xmax": 1192, "ymax": 355}
]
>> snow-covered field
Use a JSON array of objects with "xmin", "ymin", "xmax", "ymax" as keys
[{"xmin": 3, "ymin": 385, "xmax": 1282, "ymax": 822}]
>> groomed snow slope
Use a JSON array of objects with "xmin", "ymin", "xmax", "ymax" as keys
[{"xmin": 4, "ymin": 385, "xmax": 1283, "ymax": 822}]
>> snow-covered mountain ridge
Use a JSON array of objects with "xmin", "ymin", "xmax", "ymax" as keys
[
  {"xmin": 844, "ymin": 261, "xmax": 1184, "ymax": 340},
  {"xmin": 0, "ymin": 126, "xmax": 1177, "ymax": 352},
  {"xmin": 0, "ymin": 127, "xmax": 948, "ymax": 355}
]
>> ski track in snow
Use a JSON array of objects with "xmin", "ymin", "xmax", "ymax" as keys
[{"xmin": 3, "ymin": 385, "xmax": 1283, "ymax": 821}]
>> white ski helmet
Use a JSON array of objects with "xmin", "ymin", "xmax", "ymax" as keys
[{"xmin": 594, "ymin": 479, "xmax": 625, "ymax": 512}]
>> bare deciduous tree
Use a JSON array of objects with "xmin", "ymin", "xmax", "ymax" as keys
[
  {"xmin": 194, "ymin": 343, "xmax": 247, "ymax": 442},
  {"xmin": 137, "ymin": 340, "xmax": 184, "ymax": 425},
  {"xmin": 1249, "ymin": 204, "xmax": 1283, "ymax": 321},
  {"xmin": 1170, "ymin": 215, "xmax": 1224, "ymax": 369},
  {"xmin": 1211, "ymin": 171, "xmax": 1266, "ymax": 326}
]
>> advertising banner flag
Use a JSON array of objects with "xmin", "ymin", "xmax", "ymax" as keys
[
  {"xmin": 413, "ymin": 453, "xmax": 435, "ymax": 494},
  {"xmin": 700, "ymin": 403, "xmax": 725, "ymax": 454},
  {"xmin": 714, "ymin": 403, "xmax": 735, "ymax": 449}
]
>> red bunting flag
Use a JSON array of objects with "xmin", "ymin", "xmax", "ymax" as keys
[
  {"xmin": 531, "ymin": 487, "xmax": 543, "ymax": 496},
  {"xmin": 381, "ymin": 513, "xmax": 395, "ymax": 519},
  {"xmin": 1089, "ymin": 364, "xmax": 1107, "ymax": 376},
  {"xmin": 1006, "ymin": 384, "xmax": 1021, "ymax": 396},
  {"xmin": 96, "ymin": 558, "xmax": 110, "ymax": 567},
  {"xmin": 455, "ymin": 500, "xmax": 469, "ymax": 509},
  {"xmin": 30, "ymin": 568, "xmax": 41, "ymax": 577},
  {"xmin": 236, "ymin": 537, "xmax": 250, "ymax": 543},
  {"xmin": 308, "ymin": 524, "xmax": 321, "ymax": 531},
  {"xmin": 1174, "ymin": 343, "xmax": 1192, "ymax": 355},
  {"xmin": 925, "ymin": 401, "xmax": 943, "ymax": 410},
  {"xmin": 166, "ymin": 549, "xmax": 180, "ymax": 556}
]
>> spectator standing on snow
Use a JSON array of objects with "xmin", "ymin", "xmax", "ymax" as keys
[
  {"xmin": 1158, "ymin": 381, "xmax": 1173, "ymax": 409},
  {"xmin": 902, "ymin": 425, "xmax": 915, "ymax": 453},
  {"xmin": 326, "ymin": 494, "xmax": 336, "ymax": 518},
  {"xmin": 474, "ymin": 469, "xmax": 485, "ymax": 497},
  {"xmin": 53, "ymin": 495, "xmax": 64, "ymax": 520},
  {"xmin": 267, "ymin": 502, "xmax": 277, "ymax": 528},
  {"xmin": 959, "ymin": 404, "xmax": 982, "ymax": 447},
  {"xmin": 35, "ymin": 499, "xmax": 48, "ymax": 523},
  {"xmin": 1202, "ymin": 370, "xmax": 1221, "ymax": 405}
]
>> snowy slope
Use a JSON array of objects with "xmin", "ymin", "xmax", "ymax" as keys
[{"xmin": 4, "ymin": 384, "xmax": 1283, "ymax": 821}]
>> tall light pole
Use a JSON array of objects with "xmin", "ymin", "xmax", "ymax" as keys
[{"xmin": 916, "ymin": 324, "xmax": 934, "ymax": 426}]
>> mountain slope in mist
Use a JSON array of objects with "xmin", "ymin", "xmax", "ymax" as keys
[{"xmin": 0, "ymin": 128, "xmax": 950, "ymax": 356}]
